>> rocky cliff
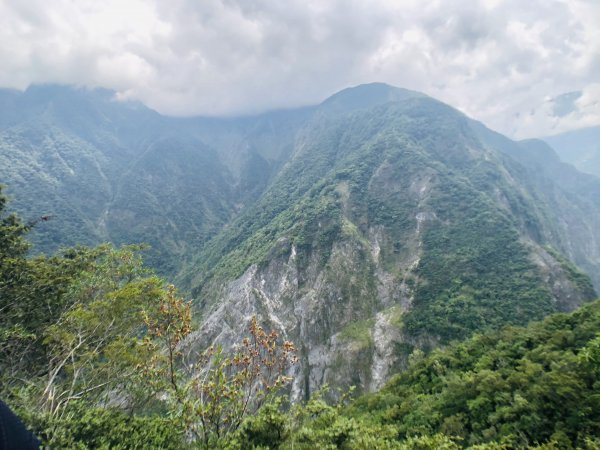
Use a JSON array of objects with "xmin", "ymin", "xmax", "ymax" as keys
[
  {"xmin": 2, "ymin": 83, "xmax": 598, "ymax": 397},
  {"xmin": 184, "ymin": 86, "xmax": 598, "ymax": 398}
]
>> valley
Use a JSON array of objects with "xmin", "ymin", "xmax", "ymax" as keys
[{"xmin": 1, "ymin": 82, "xmax": 600, "ymax": 448}]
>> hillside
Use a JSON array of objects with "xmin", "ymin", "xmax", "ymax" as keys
[
  {"xmin": 0, "ymin": 85, "xmax": 309, "ymax": 274},
  {"xmin": 345, "ymin": 299, "xmax": 600, "ymax": 448},
  {"xmin": 182, "ymin": 84, "xmax": 600, "ymax": 398},
  {"xmin": 2, "ymin": 83, "xmax": 600, "ymax": 398}
]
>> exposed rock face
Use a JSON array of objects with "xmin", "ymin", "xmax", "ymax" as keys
[
  {"xmin": 190, "ymin": 180, "xmax": 595, "ymax": 400},
  {"xmin": 187, "ymin": 87, "xmax": 599, "ymax": 399},
  {"xmin": 2, "ymin": 83, "xmax": 598, "ymax": 399},
  {"xmin": 192, "ymin": 228, "xmax": 592, "ymax": 400}
]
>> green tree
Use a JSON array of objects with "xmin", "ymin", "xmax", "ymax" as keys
[
  {"xmin": 38, "ymin": 244, "xmax": 165, "ymax": 418},
  {"xmin": 1, "ymin": 185, "xmax": 298, "ymax": 447}
]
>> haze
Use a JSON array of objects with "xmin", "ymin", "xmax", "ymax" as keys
[{"xmin": 1, "ymin": 0, "xmax": 599, "ymax": 138}]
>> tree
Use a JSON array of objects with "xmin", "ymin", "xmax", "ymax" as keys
[
  {"xmin": 142, "ymin": 294, "xmax": 298, "ymax": 448},
  {"xmin": 39, "ymin": 245, "xmax": 165, "ymax": 418},
  {"xmin": 0, "ymin": 187, "xmax": 113, "ymax": 386},
  {"xmin": 1, "ymin": 185, "xmax": 298, "ymax": 448},
  {"xmin": 581, "ymin": 333, "xmax": 600, "ymax": 376}
]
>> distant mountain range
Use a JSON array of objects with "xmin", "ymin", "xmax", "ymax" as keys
[
  {"xmin": 1, "ymin": 83, "xmax": 599, "ymax": 396},
  {"xmin": 543, "ymin": 125, "xmax": 600, "ymax": 178}
]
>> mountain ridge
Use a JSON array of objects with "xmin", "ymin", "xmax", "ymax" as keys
[
  {"xmin": 1, "ymin": 82, "xmax": 599, "ymax": 397},
  {"xmin": 176, "ymin": 91, "xmax": 599, "ymax": 398}
]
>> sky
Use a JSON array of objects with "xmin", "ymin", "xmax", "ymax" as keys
[{"xmin": 1, "ymin": 0, "xmax": 599, "ymax": 139}]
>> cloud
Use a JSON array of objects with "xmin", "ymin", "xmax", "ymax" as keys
[{"xmin": 0, "ymin": 0, "xmax": 598, "ymax": 138}]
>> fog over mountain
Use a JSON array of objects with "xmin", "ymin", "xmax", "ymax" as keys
[
  {"xmin": 543, "ymin": 125, "xmax": 600, "ymax": 178},
  {"xmin": 1, "ymin": 0, "xmax": 599, "ymax": 138}
]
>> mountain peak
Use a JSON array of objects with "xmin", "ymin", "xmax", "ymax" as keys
[{"xmin": 319, "ymin": 82, "xmax": 425, "ymax": 114}]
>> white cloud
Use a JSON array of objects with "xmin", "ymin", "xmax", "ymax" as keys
[{"xmin": 0, "ymin": 0, "xmax": 598, "ymax": 138}]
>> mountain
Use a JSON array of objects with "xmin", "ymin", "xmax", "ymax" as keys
[
  {"xmin": 471, "ymin": 128, "xmax": 600, "ymax": 290},
  {"xmin": 0, "ymin": 85, "xmax": 310, "ymax": 273},
  {"xmin": 181, "ymin": 85, "xmax": 599, "ymax": 399},
  {"xmin": 346, "ymin": 299, "xmax": 600, "ymax": 448},
  {"xmin": 543, "ymin": 125, "xmax": 600, "ymax": 178},
  {"xmin": 1, "ymin": 83, "xmax": 599, "ymax": 398}
]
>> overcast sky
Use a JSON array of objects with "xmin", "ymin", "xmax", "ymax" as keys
[{"xmin": 1, "ymin": 0, "xmax": 598, "ymax": 138}]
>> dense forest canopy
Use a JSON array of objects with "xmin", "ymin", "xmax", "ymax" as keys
[{"xmin": 1, "ymin": 185, "xmax": 600, "ymax": 448}]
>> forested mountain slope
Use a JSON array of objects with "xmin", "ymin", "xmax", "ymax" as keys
[
  {"xmin": 182, "ymin": 84, "xmax": 600, "ymax": 398},
  {"xmin": 2, "ymin": 83, "xmax": 600, "ymax": 398},
  {"xmin": 0, "ymin": 85, "xmax": 309, "ymax": 273},
  {"xmin": 471, "ymin": 124, "xmax": 600, "ymax": 288},
  {"xmin": 300, "ymin": 299, "xmax": 600, "ymax": 449}
]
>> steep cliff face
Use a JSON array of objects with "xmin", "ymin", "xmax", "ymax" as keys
[{"xmin": 186, "ymin": 88, "xmax": 597, "ymax": 398}]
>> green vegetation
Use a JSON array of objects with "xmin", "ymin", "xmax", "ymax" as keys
[
  {"xmin": 0, "ymin": 120, "xmax": 238, "ymax": 275},
  {"xmin": 1, "ymin": 186, "xmax": 297, "ymax": 448},
  {"xmin": 350, "ymin": 300, "xmax": 600, "ymax": 448},
  {"xmin": 405, "ymin": 173, "xmax": 554, "ymax": 343},
  {"xmin": 21, "ymin": 406, "xmax": 183, "ymax": 450},
  {"xmin": 3, "ymin": 177, "xmax": 600, "ymax": 448},
  {"xmin": 339, "ymin": 318, "xmax": 375, "ymax": 348}
]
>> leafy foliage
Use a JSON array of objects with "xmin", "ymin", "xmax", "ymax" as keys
[
  {"xmin": 405, "ymin": 173, "xmax": 554, "ymax": 342},
  {"xmin": 351, "ymin": 300, "xmax": 600, "ymax": 448},
  {"xmin": 22, "ymin": 404, "xmax": 186, "ymax": 450},
  {"xmin": 143, "ymin": 303, "xmax": 298, "ymax": 448},
  {"xmin": 1, "ymin": 187, "xmax": 297, "ymax": 448}
]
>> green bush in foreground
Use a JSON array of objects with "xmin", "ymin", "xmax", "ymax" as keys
[{"xmin": 21, "ymin": 405, "xmax": 186, "ymax": 450}]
